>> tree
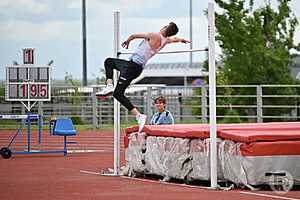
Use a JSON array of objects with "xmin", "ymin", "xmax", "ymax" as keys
[
  {"xmin": 215, "ymin": 0, "xmax": 299, "ymax": 84},
  {"xmin": 214, "ymin": 0, "xmax": 300, "ymax": 121}
]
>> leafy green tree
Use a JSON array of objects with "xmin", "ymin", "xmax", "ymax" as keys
[
  {"xmin": 214, "ymin": 0, "xmax": 300, "ymax": 121},
  {"xmin": 215, "ymin": 0, "xmax": 299, "ymax": 84}
]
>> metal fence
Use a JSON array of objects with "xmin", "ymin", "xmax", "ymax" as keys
[{"xmin": 1, "ymin": 84, "xmax": 300, "ymax": 128}]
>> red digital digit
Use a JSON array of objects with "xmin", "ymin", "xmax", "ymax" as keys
[
  {"xmin": 30, "ymin": 84, "xmax": 37, "ymax": 97},
  {"xmin": 20, "ymin": 84, "xmax": 26, "ymax": 97},
  {"xmin": 40, "ymin": 85, "xmax": 47, "ymax": 97}
]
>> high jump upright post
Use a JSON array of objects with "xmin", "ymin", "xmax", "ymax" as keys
[
  {"xmin": 208, "ymin": 1, "xmax": 218, "ymax": 189},
  {"xmin": 113, "ymin": 11, "xmax": 121, "ymax": 175}
]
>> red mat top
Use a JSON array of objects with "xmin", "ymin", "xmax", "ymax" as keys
[
  {"xmin": 124, "ymin": 122, "xmax": 300, "ymax": 143},
  {"xmin": 220, "ymin": 121, "xmax": 300, "ymax": 131},
  {"xmin": 125, "ymin": 124, "xmax": 212, "ymax": 139},
  {"xmin": 220, "ymin": 122, "xmax": 300, "ymax": 142}
]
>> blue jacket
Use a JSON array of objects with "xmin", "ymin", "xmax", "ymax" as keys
[{"xmin": 149, "ymin": 110, "xmax": 174, "ymax": 125}]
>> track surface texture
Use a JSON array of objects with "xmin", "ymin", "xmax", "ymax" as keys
[{"xmin": 0, "ymin": 130, "xmax": 299, "ymax": 200}]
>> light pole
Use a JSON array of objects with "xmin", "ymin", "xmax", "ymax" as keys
[{"xmin": 82, "ymin": 0, "xmax": 87, "ymax": 86}]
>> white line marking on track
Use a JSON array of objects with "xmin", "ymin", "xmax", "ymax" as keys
[
  {"xmin": 240, "ymin": 191, "xmax": 300, "ymax": 200},
  {"xmin": 80, "ymin": 169, "xmax": 119, "ymax": 176},
  {"xmin": 68, "ymin": 149, "xmax": 105, "ymax": 153},
  {"xmin": 80, "ymin": 170, "xmax": 101, "ymax": 175},
  {"xmin": 80, "ymin": 170, "xmax": 232, "ymax": 190},
  {"xmin": 80, "ymin": 169, "xmax": 300, "ymax": 199},
  {"xmin": 120, "ymin": 176, "xmax": 210, "ymax": 189},
  {"xmin": 79, "ymin": 169, "xmax": 208, "ymax": 189}
]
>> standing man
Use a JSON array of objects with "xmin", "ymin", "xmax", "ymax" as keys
[{"xmin": 96, "ymin": 22, "xmax": 189, "ymax": 132}]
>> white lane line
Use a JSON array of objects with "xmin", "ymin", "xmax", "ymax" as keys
[
  {"xmin": 80, "ymin": 169, "xmax": 119, "ymax": 177},
  {"xmin": 79, "ymin": 170, "xmax": 208, "ymax": 189},
  {"xmin": 80, "ymin": 170, "xmax": 233, "ymax": 190},
  {"xmin": 80, "ymin": 170, "xmax": 101, "ymax": 175},
  {"xmin": 240, "ymin": 191, "xmax": 300, "ymax": 200},
  {"xmin": 120, "ymin": 176, "xmax": 209, "ymax": 189},
  {"xmin": 80, "ymin": 170, "xmax": 300, "ymax": 199},
  {"xmin": 68, "ymin": 149, "xmax": 105, "ymax": 153}
]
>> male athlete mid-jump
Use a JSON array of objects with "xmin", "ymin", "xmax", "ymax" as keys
[{"xmin": 96, "ymin": 22, "xmax": 189, "ymax": 132}]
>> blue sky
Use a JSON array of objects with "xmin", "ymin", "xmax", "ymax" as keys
[{"xmin": 0, "ymin": 0, "xmax": 299, "ymax": 81}]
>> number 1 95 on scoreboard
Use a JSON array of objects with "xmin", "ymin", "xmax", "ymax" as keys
[
  {"xmin": 19, "ymin": 83, "xmax": 49, "ymax": 98},
  {"xmin": 5, "ymin": 65, "xmax": 51, "ymax": 101}
]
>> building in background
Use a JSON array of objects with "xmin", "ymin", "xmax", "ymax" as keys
[{"xmin": 135, "ymin": 62, "xmax": 208, "ymax": 86}]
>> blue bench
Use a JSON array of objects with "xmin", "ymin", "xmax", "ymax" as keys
[{"xmin": 53, "ymin": 118, "xmax": 77, "ymax": 156}]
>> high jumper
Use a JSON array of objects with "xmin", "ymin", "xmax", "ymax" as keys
[{"xmin": 96, "ymin": 22, "xmax": 190, "ymax": 132}]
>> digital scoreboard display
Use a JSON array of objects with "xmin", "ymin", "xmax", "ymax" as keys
[{"xmin": 5, "ymin": 65, "xmax": 51, "ymax": 101}]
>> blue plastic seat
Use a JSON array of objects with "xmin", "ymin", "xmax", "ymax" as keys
[
  {"xmin": 54, "ymin": 118, "xmax": 77, "ymax": 136},
  {"xmin": 53, "ymin": 118, "xmax": 77, "ymax": 156}
]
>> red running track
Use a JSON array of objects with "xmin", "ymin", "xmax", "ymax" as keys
[{"xmin": 0, "ymin": 130, "xmax": 300, "ymax": 200}]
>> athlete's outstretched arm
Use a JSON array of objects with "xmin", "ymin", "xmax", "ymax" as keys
[
  {"xmin": 167, "ymin": 37, "xmax": 190, "ymax": 44},
  {"xmin": 121, "ymin": 33, "xmax": 158, "ymax": 49}
]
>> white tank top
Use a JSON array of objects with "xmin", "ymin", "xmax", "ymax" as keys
[{"xmin": 129, "ymin": 34, "xmax": 167, "ymax": 67}]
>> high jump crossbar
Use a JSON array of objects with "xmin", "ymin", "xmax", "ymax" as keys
[
  {"xmin": 117, "ymin": 48, "xmax": 208, "ymax": 56},
  {"xmin": 112, "ymin": 1, "xmax": 217, "ymax": 189}
]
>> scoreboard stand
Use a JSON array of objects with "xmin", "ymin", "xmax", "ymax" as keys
[
  {"xmin": 5, "ymin": 64, "xmax": 51, "ymax": 110},
  {"xmin": 1, "ymin": 48, "xmax": 70, "ymax": 158}
]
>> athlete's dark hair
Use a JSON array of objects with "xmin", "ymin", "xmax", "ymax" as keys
[{"xmin": 165, "ymin": 22, "xmax": 178, "ymax": 37}]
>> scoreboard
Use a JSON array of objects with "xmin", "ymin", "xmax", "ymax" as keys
[{"xmin": 5, "ymin": 65, "xmax": 51, "ymax": 101}]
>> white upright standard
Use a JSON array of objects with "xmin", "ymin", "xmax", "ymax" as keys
[
  {"xmin": 208, "ymin": 1, "xmax": 218, "ymax": 189},
  {"xmin": 113, "ymin": 11, "xmax": 121, "ymax": 175}
]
